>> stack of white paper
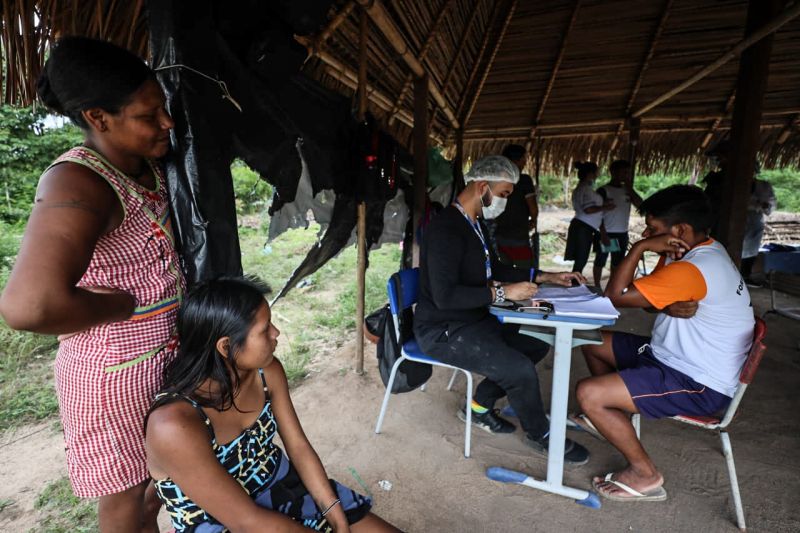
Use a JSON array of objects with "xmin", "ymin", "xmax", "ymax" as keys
[{"xmin": 533, "ymin": 285, "xmax": 619, "ymax": 319}]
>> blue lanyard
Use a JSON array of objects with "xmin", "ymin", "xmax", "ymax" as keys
[{"xmin": 453, "ymin": 201, "xmax": 492, "ymax": 281}]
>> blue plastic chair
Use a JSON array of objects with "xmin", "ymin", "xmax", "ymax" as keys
[{"xmin": 374, "ymin": 268, "xmax": 475, "ymax": 457}]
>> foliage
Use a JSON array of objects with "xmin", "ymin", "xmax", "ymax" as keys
[
  {"xmin": 537, "ymin": 168, "xmax": 800, "ymax": 211},
  {"xmin": 232, "ymin": 161, "xmax": 273, "ymax": 215},
  {"xmin": 761, "ymin": 168, "xmax": 800, "ymax": 213},
  {"xmin": 33, "ymin": 477, "xmax": 97, "ymax": 532},
  {"xmin": 0, "ymin": 106, "xmax": 82, "ymax": 223}
]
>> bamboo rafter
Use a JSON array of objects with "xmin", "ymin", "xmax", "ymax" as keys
[
  {"xmin": 456, "ymin": 0, "xmax": 502, "ymax": 121},
  {"xmin": 387, "ymin": 0, "xmax": 456, "ymax": 126},
  {"xmin": 698, "ymin": 88, "xmax": 738, "ymax": 152},
  {"xmin": 610, "ymin": 0, "xmax": 674, "ymax": 152},
  {"xmin": 776, "ymin": 113, "xmax": 800, "ymax": 145},
  {"xmin": 524, "ymin": 0, "xmax": 582, "ymax": 149},
  {"xmin": 632, "ymin": 0, "xmax": 800, "ymax": 118},
  {"xmin": 461, "ymin": 0, "xmax": 517, "ymax": 129}
]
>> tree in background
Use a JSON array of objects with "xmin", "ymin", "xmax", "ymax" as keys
[{"xmin": 0, "ymin": 106, "xmax": 82, "ymax": 222}]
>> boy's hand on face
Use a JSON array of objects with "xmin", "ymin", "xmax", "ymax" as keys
[{"xmin": 640, "ymin": 234, "xmax": 690, "ymax": 259}]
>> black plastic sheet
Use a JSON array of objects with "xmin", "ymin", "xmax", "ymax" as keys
[{"xmin": 148, "ymin": 0, "xmax": 406, "ymax": 296}]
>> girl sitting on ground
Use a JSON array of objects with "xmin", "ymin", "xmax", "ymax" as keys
[{"xmin": 145, "ymin": 277, "xmax": 399, "ymax": 532}]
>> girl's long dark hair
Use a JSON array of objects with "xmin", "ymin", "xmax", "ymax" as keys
[{"xmin": 150, "ymin": 276, "xmax": 271, "ymax": 415}]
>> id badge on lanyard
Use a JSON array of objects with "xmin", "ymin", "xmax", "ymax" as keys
[{"xmin": 453, "ymin": 201, "xmax": 492, "ymax": 281}]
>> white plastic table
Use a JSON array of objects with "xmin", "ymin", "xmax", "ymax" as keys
[{"xmin": 486, "ymin": 306, "xmax": 616, "ymax": 508}]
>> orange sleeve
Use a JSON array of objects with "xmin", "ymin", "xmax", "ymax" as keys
[{"xmin": 632, "ymin": 261, "xmax": 707, "ymax": 309}]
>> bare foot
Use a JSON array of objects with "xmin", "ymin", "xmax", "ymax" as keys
[{"xmin": 593, "ymin": 466, "xmax": 664, "ymax": 499}]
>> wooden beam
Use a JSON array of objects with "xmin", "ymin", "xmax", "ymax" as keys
[
  {"xmin": 698, "ymin": 88, "xmax": 737, "ymax": 152},
  {"xmin": 355, "ymin": 0, "xmax": 459, "ymax": 129},
  {"xmin": 456, "ymin": 0, "xmax": 503, "ymax": 121},
  {"xmin": 462, "ymin": 0, "xmax": 517, "ymax": 129},
  {"xmin": 355, "ymin": 8, "xmax": 368, "ymax": 376},
  {"xmin": 627, "ymin": 117, "xmax": 641, "ymax": 187},
  {"xmin": 454, "ymin": 128, "xmax": 465, "ymax": 193},
  {"xmin": 412, "ymin": 74, "xmax": 429, "ymax": 267},
  {"xmin": 316, "ymin": 1, "xmax": 356, "ymax": 48},
  {"xmin": 717, "ymin": 0, "xmax": 782, "ymax": 265},
  {"xmin": 632, "ymin": 0, "xmax": 800, "ymax": 118},
  {"xmin": 462, "ymin": 122, "xmax": 784, "ymax": 141},
  {"xmin": 610, "ymin": 0, "xmax": 674, "ymax": 152},
  {"xmin": 524, "ymin": 0, "xmax": 582, "ymax": 150},
  {"xmin": 462, "ymin": 110, "xmax": 800, "ymax": 136},
  {"xmin": 388, "ymin": 0, "xmax": 456, "ymax": 126},
  {"xmin": 776, "ymin": 113, "xmax": 800, "ymax": 145}
]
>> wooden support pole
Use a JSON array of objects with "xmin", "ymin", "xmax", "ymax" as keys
[
  {"xmin": 412, "ymin": 74, "xmax": 429, "ymax": 267},
  {"xmin": 454, "ymin": 128, "xmax": 465, "ymax": 194},
  {"xmin": 627, "ymin": 117, "xmax": 641, "ymax": 186},
  {"xmin": 717, "ymin": 0, "xmax": 782, "ymax": 266},
  {"xmin": 355, "ymin": 8, "xmax": 368, "ymax": 375},
  {"xmin": 632, "ymin": 0, "xmax": 800, "ymax": 118},
  {"xmin": 356, "ymin": 0, "xmax": 459, "ymax": 129},
  {"xmin": 533, "ymin": 136, "xmax": 542, "ymax": 270}
]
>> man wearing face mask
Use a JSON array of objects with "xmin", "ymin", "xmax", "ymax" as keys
[{"xmin": 414, "ymin": 156, "xmax": 590, "ymax": 464}]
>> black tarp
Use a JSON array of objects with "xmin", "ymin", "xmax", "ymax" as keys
[{"xmin": 148, "ymin": 0, "xmax": 405, "ymax": 295}]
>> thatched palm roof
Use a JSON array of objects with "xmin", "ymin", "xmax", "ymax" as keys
[{"xmin": 3, "ymin": 0, "xmax": 800, "ymax": 172}]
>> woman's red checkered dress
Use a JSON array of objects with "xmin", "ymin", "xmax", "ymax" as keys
[{"xmin": 52, "ymin": 147, "xmax": 185, "ymax": 497}]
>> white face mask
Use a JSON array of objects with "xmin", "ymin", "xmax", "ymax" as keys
[{"xmin": 481, "ymin": 190, "xmax": 507, "ymax": 219}]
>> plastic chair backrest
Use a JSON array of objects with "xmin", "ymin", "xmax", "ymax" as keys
[
  {"xmin": 387, "ymin": 268, "xmax": 420, "ymax": 315},
  {"xmin": 739, "ymin": 317, "xmax": 767, "ymax": 385}
]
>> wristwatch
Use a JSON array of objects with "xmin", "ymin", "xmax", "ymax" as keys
[{"xmin": 494, "ymin": 285, "xmax": 506, "ymax": 304}]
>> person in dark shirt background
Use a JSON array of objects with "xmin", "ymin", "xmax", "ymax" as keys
[
  {"xmin": 490, "ymin": 144, "xmax": 538, "ymax": 268},
  {"xmin": 414, "ymin": 155, "xmax": 590, "ymax": 465}
]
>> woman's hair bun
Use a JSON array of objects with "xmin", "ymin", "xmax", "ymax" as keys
[{"xmin": 36, "ymin": 66, "xmax": 65, "ymax": 114}]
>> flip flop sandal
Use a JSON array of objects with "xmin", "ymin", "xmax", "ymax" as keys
[
  {"xmin": 592, "ymin": 473, "xmax": 668, "ymax": 502},
  {"xmin": 568, "ymin": 413, "xmax": 607, "ymax": 441}
]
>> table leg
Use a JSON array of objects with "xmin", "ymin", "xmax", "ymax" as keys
[{"xmin": 546, "ymin": 324, "xmax": 574, "ymax": 485}]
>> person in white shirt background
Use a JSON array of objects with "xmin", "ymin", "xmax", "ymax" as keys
[
  {"xmin": 564, "ymin": 161, "xmax": 615, "ymax": 276},
  {"xmin": 593, "ymin": 160, "xmax": 643, "ymax": 287}
]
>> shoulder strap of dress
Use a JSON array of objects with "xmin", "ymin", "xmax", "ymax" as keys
[
  {"xmin": 47, "ymin": 147, "xmax": 130, "ymax": 198},
  {"xmin": 153, "ymin": 392, "xmax": 217, "ymax": 443}
]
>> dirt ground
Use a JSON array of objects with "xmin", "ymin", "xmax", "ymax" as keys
[
  {"xmin": 1, "ymin": 208, "xmax": 799, "ymax": 532},
  {"xmin": 3, "ymin": 287, "xmax": 797, "ymax": 532}
]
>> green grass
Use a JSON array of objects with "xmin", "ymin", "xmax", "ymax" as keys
[
  {"xmin": 32, "ymin": 477, "xmax": 97, "ymax": 532},
  {"xmin": 0, "ymin": 225, "xmax": 60, "ymax": 430},
  {"xmin": 239, "ymin": 221, "xmax": 401, "ymax": 383}
]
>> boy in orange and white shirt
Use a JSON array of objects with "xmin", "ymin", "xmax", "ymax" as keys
[{"xmin": 573, "ymin": 185, "xmax": 754, "ymax": 503}]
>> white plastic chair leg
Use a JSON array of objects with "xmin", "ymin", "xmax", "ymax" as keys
[
  {"xmin": 464, "ymin": 370, "xmax": 474, "ymax": 458},
  {"xmin": 446, "ymin": 368, "xmax": 459, "ymax": 391},
  {"xmin": 631, "ymin": 413, "xmax": 641, "ymax": 439},
  {"xmin": 375, "ymin": 356, "xmax": 407, "ymax": 434},
  {"xmin": 720, "ymin": 431, "xmax": 746, "ymax": 531}
]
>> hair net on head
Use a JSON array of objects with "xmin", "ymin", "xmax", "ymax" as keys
[{"xmin": 464, "ymin": 155, "xmax": 520, "ymax": 184}]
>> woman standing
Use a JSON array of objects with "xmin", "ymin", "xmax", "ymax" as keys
[
  {"xmin": 564, "ymin": 161, "xmax": 613, "ymax": 276},
  {"xmin": 0, "ymin": 38, "xmax": 183, "ymax": 531}
]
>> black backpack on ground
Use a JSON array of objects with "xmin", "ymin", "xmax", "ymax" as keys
[{"xmin": 368, "ymin": 274, "xmax": 432, "ymax": 393}]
